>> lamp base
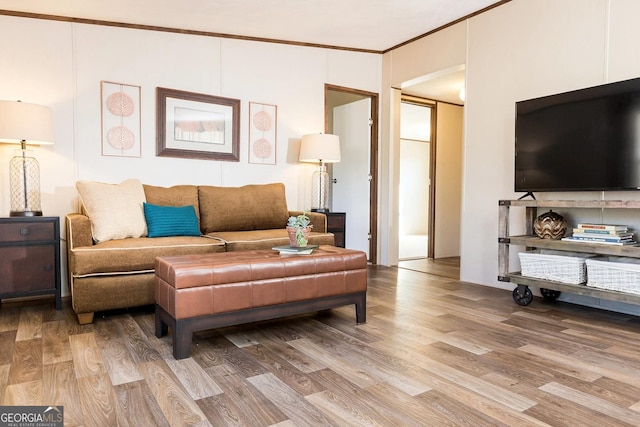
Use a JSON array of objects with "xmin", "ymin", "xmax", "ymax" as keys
[
  {"xmin": 311, "ymin": 164, "xmax": 330, "ymax": 214},
  {"xmin": 10, "ymin": 210, "xmax": 42, "ymax": 217},
  {"xmin": 10, "ymin": 147, "xmax": 43, "ymax": 217}
]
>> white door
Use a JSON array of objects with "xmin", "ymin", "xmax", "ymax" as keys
[{"xmin": 332, "ymin": 98, "xmax": 371, "ymax": 258}]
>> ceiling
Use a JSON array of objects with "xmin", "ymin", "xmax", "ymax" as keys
[
  {"xmin": 0, "ymin": 0, "xmax": 503, "ymax": 52},
  {"xmin": 0, "ymin": 0, "xmax": 506, "ymax": 103},
  {"xmin": 402, "ymin": 68, "xmax": 467, "ymax": 105}
]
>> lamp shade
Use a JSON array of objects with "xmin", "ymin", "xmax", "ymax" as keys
[
  {"xmin": 0, "ymin": 100, "xmax": 55, "ymax": 145},
  {"xmin": 299, "ymin": 133, "xmax": 340, "ymax": 163}
]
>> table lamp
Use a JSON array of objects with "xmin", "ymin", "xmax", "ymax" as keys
[
  {"xmin": 299, "ymin": 133, "xmax": 340, "ymax": 212},
  {"xmin": 0, "ymin": 100, "xmax": 55, "ymax": 216}
]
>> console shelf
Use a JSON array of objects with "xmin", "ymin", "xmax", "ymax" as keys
[{"xmin": 498, "ymin": 199, "xmax": 640, "ymax": 306}]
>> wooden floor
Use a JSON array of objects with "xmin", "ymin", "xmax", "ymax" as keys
[
  {"xmin": 2, "ymin": 266, "xmax": 640, "ymax": 426},
  {"xmin": 398, "ymin": 257, "xmax": 460, "ymax": 279}
]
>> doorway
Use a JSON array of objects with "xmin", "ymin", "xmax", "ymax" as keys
[
  {"xmin": 397, "ymin": 96, "xmax": 464, "ymax": 263},
  {"xmin": 396, "ymin": 65, "xmax": 465, "ymax": 266},
  {"xmin": 325, "ymin": 84, "xmax": 379, "ymax": 263},
  {"xmin": 398, "ymin": 98, "xmax": 435, "ymax": 260}
]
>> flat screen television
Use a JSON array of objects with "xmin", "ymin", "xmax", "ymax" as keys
[{"xmin": 515, "ymin": 76, "xmax": 640, "ymax": 193}]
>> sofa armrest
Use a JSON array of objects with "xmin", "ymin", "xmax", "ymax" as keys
[
  {"xmin": 66, "ymin": 213, "xmax": 94, "ymax": 249},
  {"xmin": 289, "ymin": 211, "xmax": 327, "ymax": 233}
]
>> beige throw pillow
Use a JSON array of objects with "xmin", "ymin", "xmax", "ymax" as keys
[{"xmin": 76, "ymin": 179, "xmax": 148, "ymax": 243}]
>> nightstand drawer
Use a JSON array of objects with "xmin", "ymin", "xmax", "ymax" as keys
[
  {"xmin": 0, "ymin": 221, "xmax": 55, "ymax": 243},
  {"xmin": 0, "ymin": 246, "xmax": 56, "ymax": 293}
]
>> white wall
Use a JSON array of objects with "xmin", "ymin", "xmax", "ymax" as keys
[
  {"xmin": 0, "ymin": 17, "xmax": 77, "ymax": 219},
  {"xmin": 462, "ymin": 0, "xmax": 607, "ymax": 289},
  {"xmin": 381, "ymin": 22, "xmax": 467, "ymax": 266},
  {"xmin": 0, "ymin": 15, "xmax": 381, "ymax": 295},
  {"xmin": 399, "ymin": 139, "xmax": 429, "ymax": 236},
  {"xmin": 462, "ymin": 0, "xmax": 640, "ymax": 288},
  {"xmin": 383, "ymin": 0, "xmax": 640, "ymax": 312}
]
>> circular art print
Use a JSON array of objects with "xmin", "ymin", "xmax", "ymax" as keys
[
  {"xmin": 252, "ymin": 138, "xmax": 273, "ymax": 159},
  {"xmin": 107, "ymin": 125, "xmax": 136, "ymax": 150},
  {"xmin": 106, "ymin": 91, "xmax": 135, "ymax": 117},
  {"xmin": 253, "ymin": 110, "xmax": 273, "ymax": 131}
]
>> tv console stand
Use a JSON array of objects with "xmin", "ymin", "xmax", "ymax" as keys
[{"xmin": 498, "ymin": 199, "xmax": 640, "ymax": 307}]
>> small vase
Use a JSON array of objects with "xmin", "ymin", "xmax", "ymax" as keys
[
  {"xmin": 533, "ymin": 210, "xmax": 566, "ymax": 239},
  {"xmin": 287, "ymin": 226, "xmax": 310, "ymax": 247}
]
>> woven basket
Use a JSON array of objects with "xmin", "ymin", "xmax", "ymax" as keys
[
  {"xmin": 519, "ymin": 250, "xmax": 594, "ymax": 284},
  {"xmin": 585, "ymin": 257, "xmax": 640, "ymax": 294}
]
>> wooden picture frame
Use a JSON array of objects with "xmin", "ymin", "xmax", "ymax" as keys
[{"xmin": 156, "ymin": 87, "xmax": 240, "ymax": 161}]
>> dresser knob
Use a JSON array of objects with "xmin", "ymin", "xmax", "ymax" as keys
[
  {"xmin": 44, "ymin": 265, "xmax": 53, "ymax": 271},
  {"xmin": 20, "ymin": 228, "xmax": 30, "ymax": 236}
]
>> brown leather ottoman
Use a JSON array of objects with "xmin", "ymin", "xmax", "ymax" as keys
[{"xmin": 154, "ymin": 245, "xmax": 367, "ymax": 359}]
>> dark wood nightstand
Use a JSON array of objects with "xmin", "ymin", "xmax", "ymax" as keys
[
  {"xmin": 0, "ymin": 216, "xmax": 61, "ymax": 309},
  {"xmin": 325, "ymin": 212, "xmax": 346, "ymax": 248}
]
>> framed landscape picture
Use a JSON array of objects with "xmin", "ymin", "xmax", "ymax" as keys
[{"xmin": 156, "ymin": 87, "xmax": 240, "ymax": 161}]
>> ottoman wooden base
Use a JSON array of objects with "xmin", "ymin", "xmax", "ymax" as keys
[
  {"xmin": 154, "ymin": 246, "xmax": 367, "ymax": 359},
  {"xmin": 155, "ymin": 291, "xmax": 366, "ymax": 359}
]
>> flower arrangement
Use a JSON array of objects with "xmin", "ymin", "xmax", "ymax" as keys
[{"xmin": 286, "ymin": 212, "xmax": 313, "ymax": 247}]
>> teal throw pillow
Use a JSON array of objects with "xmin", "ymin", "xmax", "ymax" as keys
[{"xmin": 143, "ymin": 203, "xmax": 201, "ymax": 237}]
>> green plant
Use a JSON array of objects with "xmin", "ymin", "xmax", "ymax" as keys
[{"xmin": 287, "ymin": 212, "xmax": 313, "ymax": 246}]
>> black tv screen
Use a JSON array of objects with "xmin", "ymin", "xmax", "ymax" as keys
[{"xmin": 515, "ymin": 77, "xmax": 640, "ymax": 192}]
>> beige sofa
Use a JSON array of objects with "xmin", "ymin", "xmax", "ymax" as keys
[{"xmin": 66, "ymin": 181, "xmax": 334, "ymax": 324}]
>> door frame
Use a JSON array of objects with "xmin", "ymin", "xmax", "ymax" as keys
[
  {"xmin": 325, "ymin": 83, "xmax": 379, "ymax": 264},
  {"xmin": 400, "ymin": 95, "xmax": 437, "ymax": 259}
]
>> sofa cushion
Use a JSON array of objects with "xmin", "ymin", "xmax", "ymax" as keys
[
  {"xmin": 198, "ymin": 183, "xmax": 290, "ymax": 233},
  {"xmin": 206, "ymin": 229, "xmax": 335, "ymax": 251},
  {"xmin": 69, "ymin": 236, "xmax": 225, "ymax": 276},
  {"xmin": 76, "ymin": 179, "xmax": 147, "ymax": 243},
  {"xmin": 143, "ymin": 184, "xmax": 200, "ymax": 223},
  {"xmin": 143, "ymin": 203, "xmax": 201, "ymax": 237}
]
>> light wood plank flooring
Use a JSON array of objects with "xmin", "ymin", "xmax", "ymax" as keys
[
  {"xmin": 398, "ymin": 257, "xmax": 460, "ymax": 279},
  {"xmin": 2, "ymin": 266, "xmax": 640, "ymax": 426}
]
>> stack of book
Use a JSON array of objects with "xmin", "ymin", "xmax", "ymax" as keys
[
  {"xmin": 272, "ymin": 245, "xmax": 318, "ymax": 255},
  {"xmin": 561, "ymin": 223, "xmax": 637, "ymax": 245}
]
